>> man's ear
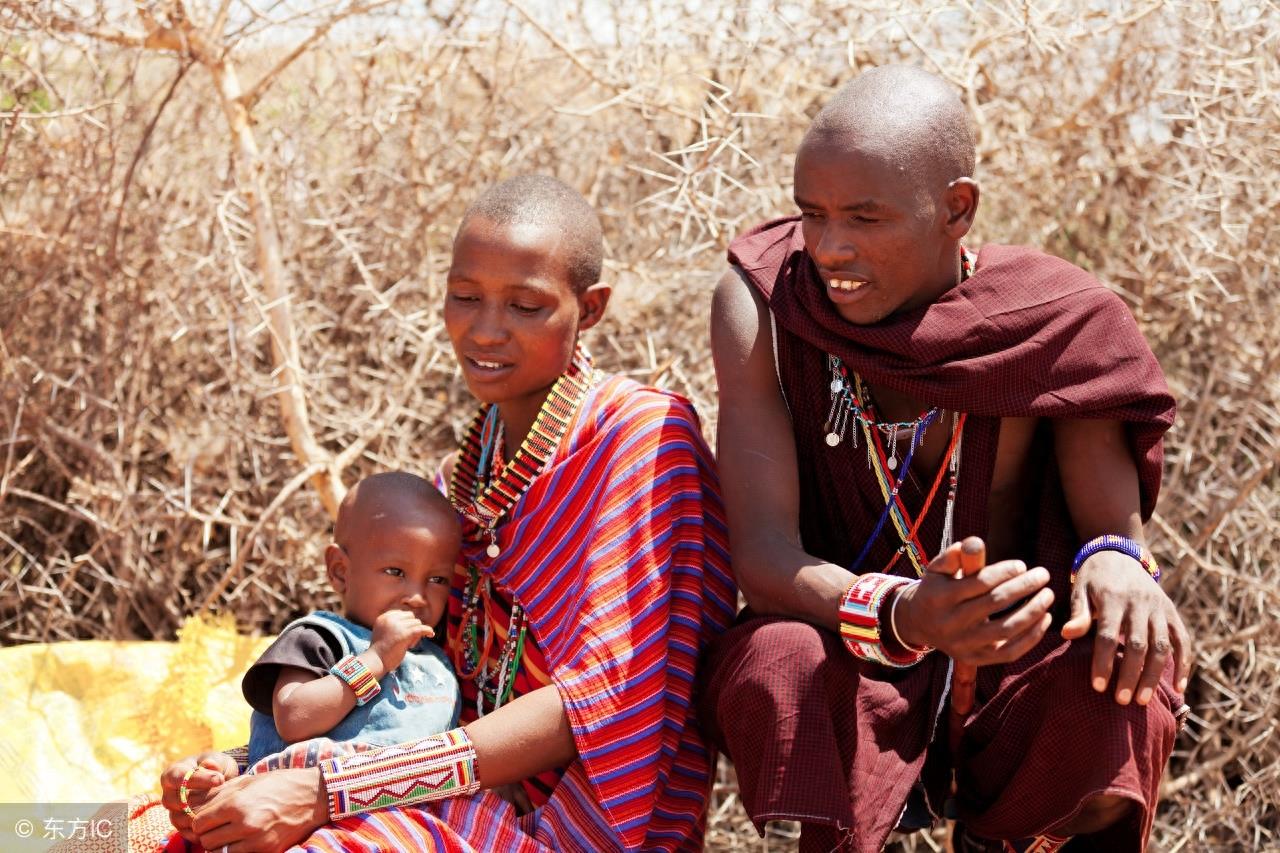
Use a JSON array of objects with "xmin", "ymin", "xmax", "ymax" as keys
[
  {"xmin": 325, "ymin": 543, "xmax": 349, "ymax": 594},
  {"xmin": 577, "ymin": 282, "xmax": 612, "ymax": 331},
  {"xmin": 942, "ymin": 178, "xmax": 980, "ymax": 239}
]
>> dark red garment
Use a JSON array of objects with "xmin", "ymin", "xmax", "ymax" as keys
[{"xmin": 699, "ymin": 217, "xmax": 1179, "ymax": 851}]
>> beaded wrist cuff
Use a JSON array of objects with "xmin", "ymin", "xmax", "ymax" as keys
[
  {"xmin": 319, "ymin": 728, "xmax": 480, "ymax": 820},
  {"xmin": 839, "ymin": 573, "xmax": 929, "ymax": 667},
  {"xmin": 330, "ymin": 653, "xmax": 381, "ymax": 706},
  {"xmin": 1070, "ymin": 534, "xmax": 1160, "ymax": 584}
]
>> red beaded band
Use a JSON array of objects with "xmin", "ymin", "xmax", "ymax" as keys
[
  {"xmin": 838, "ymin": 573, "xmax": 930, "ymax": 668},
  {"xmin": 331, "ymin": 653, "xmax": 381, "ymax": 706}
]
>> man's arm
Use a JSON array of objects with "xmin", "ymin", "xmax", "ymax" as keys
[
  {"xmin": 712, "ymin": 267, "xmax": 1054, "ymax": 664},
  {"xmin": 711, "ymin": 267, "xmax": 850, "ymax": 627},
  {"xmin": 1055, "ymin": 417, "xmax": 1192, "ymax": 702}
]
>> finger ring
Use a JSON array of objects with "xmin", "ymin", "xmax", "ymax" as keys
[{"xmin": 178, "ymin": 766, "xmax": 198, "ymax": 820}]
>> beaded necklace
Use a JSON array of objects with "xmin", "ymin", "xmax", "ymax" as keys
[
  {"xmin": 448, "ymin": 347, "xmax": 597, "ymax": 714},
  {"xmin": 829, "ymin": 249, "xmax": 974, "ymax": 576}
]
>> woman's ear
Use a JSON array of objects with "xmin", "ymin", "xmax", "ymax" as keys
[
  {"xmin": 942, "ymin": 178, "xmax": 980, "ymax": 239},
  {"xmin": 325, "ymin": 543, "xmax": 349, "ymax": 594},
  {"xmin": 577, "ymin": 282, "xmax": 612, "ymax": 331}
]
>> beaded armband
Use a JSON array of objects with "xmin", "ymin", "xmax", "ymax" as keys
[
  {"xmin": 839, "ymin": 573, "xmax": 930, "ymax": 667},
  {"xmin": 319, "ymin": 728, "xmax": 480, "ymax": 819},
  {"xmin": 1070, "ymin": 535, "xmax": 1160, "ymax": 584},
  {"xmin": 330, "ymin": 654, "xmax": 381, "ymax": 706}
]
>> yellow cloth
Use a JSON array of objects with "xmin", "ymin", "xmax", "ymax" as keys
[{"xmin": 0, "ymin": 615, "xmax": 272, "ymax": 802}]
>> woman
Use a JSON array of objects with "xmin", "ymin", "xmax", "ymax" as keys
[{"xmin": 142, "ymin": 175, "xmax": 735, "ymax": 852}]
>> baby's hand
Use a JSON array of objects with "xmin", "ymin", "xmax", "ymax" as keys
[
  {"xmin": 493, "ymin": 782, "xmax": 535, "ymax": 816},
  {"xmin": 369, "ymin": 609, "xmax": 435, "ymax": 671}
]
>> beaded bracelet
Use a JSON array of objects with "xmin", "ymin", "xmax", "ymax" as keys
[
  {"xmin": 839, "ymin": 573, "xmax": 930, "ymax": 667},
  {"xmin": 330, "ymin": 653, "xmax": 382, "ymax": 706},
  {"xmin": 178, "ymin": 766, "xmax": 199, "ymax": 820},
  {"xmin": 1070, "ymin": 534, "xmax": 1160, "ymax": 584},
  {"xmin": 320, "ymin": 728, "xmax": 480, "ymax": 819}
]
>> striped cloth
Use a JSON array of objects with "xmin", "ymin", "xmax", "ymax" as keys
[
  {"xmin": 451, "ymin": 578, "xmax": 563, "ymax": 808},
  {"xmin": 297, "ymin": 374, "xmax": 736, "ymax": 852}
]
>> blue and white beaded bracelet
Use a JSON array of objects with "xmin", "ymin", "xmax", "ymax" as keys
[{"xmin": 1070, "ymin": 534, "xmax": 1160, "ymax": 584}]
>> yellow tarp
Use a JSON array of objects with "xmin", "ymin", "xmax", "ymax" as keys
[{"xmin": 0, "ymin": 616, "xmax": 273, "ymax": 803}]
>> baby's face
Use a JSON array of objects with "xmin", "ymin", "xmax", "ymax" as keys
[{"xmin": 331, "ymin": 519, "xmax": 456, "ymax": 632}]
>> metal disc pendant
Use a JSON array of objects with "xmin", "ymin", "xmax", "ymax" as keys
[
  {"xmin": 829, "ymin": 378, "xmax": 843, "ymax": 393},
  {"xmin": 887, "ymin": 456, "xmax": 898, "ymax": 470},
  {"xmin": 486, "ymin": 542, "xmax": 500, "ymax": 558},
  {"xmin": 825, "ymin": 432, "xmax": 841, "ymax": 447}
]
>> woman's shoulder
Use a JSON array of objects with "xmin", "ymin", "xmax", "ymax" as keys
[{"xmin": 587, "ymin": 373, "xmax": 704, "ymax": 439}]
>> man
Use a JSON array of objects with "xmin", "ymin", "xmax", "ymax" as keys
[{"xmin": 698, "ymin": 65, "xmax": 1190, "ymax": 852}]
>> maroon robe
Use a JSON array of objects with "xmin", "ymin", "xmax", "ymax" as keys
[{"xmin": 698, "ymin": 217, "xmax": 1180, "ymax": 851}]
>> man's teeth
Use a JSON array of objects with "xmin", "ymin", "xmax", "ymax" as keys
[{"xmin": 829, "ymin": 279, "xmax": 866, "ymax": 292}]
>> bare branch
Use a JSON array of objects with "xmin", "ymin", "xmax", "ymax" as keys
[{"xmin": 238, "ymin": 0, "xmax": 401, "ymax": 111}]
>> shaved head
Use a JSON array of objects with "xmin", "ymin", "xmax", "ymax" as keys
[
  {"xmin": 333, "ymin": 471, "xmax": 458, "ymax": 548},
  {"xmin": 804, "ymin": 65, "xmax": 975, "ymax": 195},
  {"xmin": 457, "ymin": 174, "xmax": 603, "ymax": 293}
]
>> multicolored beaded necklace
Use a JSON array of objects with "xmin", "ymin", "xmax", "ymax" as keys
[
  {"xmin": 828, "ymin": 249, "xmax": 974, "ymax": 576},
  {"xmin": 448, "ymin": 347, "xmax": 597, "ymax": 714}
]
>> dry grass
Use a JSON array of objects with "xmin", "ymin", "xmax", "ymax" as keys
[{"xmin": 2, "ymin": 1, "xmax": 1277, "ymax": 849}]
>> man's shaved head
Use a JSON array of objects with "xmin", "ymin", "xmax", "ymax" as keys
[
  {"xmin": 804, "ymin": 65, "xmax": 975, "ymax": 194},
  {"xmin": 457, "ymin": 174, "xmax": 603, "ymax": 293},
  {"xmin": 333, "ymin": 471, "xmax": 458, "ymax": 548}
]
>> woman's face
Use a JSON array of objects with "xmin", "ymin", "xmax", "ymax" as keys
[{"xmin": 444, "ymin": 217, "xmax": 602, "ymax": 416}]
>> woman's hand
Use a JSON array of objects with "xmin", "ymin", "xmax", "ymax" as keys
[
  {"xmin": 1062, "ymin": 550, "xmax": 1192, "ymax": 704},
  {"xmin": 161, "ymin": 751, "xmax": 239, "ymax": 841},
  {"xmin": 190, "ymin": 767, "xmax": 329, "ymax": 853},
  {"xmin": 895, "ymin": 537, "xmax": 1055, "ymax": 666},
  {"xmin": 492, "ymin": 783, "xmax": 535, "ymax": 816}
]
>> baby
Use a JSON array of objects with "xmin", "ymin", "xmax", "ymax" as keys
[{"xmin": 241, "ymin": 471, "xmax": 461, "ymax": 765}]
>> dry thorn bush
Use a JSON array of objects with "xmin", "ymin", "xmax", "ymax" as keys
[{"xmin": 1, "ymin": 1, "xmax": 1276, "ymax": 849}]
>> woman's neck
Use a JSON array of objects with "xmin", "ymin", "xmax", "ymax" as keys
[{"xmin": 497, "ymin": 393, "xmax": 547, "ymax": 453}]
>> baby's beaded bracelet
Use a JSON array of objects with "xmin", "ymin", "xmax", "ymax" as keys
[{"xmin": 331, "ymin": 653, "xmax": 382, "ymax": 705}]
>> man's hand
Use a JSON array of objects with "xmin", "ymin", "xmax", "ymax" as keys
[
  {"xmin": 191, "ymin": 767, "xmax": 329, "ymax": 852},
  {"xmin": 1061, "ymin": 550, "xmax": 1191, "ymax": 704},
  {"xmin": 369, "ymin": 609, "xmax": 435, "ymax": 672},
  {"xmin": 160, "ymin": 751, "xmax": 239, "ymax": 841},
  {"xmin": 896, "ymin": 537, "xmax": 1055, "ymax": 666}
]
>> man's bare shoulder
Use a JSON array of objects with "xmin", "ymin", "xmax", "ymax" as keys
[{"xmin": 711, "ymin": 266, "xmax": 769, "ymax": 363}]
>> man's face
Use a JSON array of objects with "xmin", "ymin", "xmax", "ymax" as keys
[{"xmin": 793, "ymin": 134, "xmax": 951, "ymax": 325}]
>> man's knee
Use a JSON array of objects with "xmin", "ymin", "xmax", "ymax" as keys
[
  {"xmin": 698, "ymin": 617, "xmax": 841, "ymax": 742},
  {"xmin": 1059, "ymin": 794, "xmax": 1134, "ymax": 836},
  {"xmin": 717, "ymin": 617, "xmax": 837, "ymax": 688}
]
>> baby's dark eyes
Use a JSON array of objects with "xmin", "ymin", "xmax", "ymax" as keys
[{"xmin": 383, "ymin": 567, "xmax": 405, "ymax": 577}]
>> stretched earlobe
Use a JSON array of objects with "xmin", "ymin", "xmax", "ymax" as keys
[{"xmin": 578, "ymin": 282, "xmax": 612, "ymax": 331}]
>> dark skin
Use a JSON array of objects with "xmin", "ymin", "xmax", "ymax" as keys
[
  {"xmin": 713, "ymin": 132, "xmax": 1191, "ymax": 836},
  {"xmin": 161, "ymin": 217, "xmax": 611, "ymax": 852}
]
